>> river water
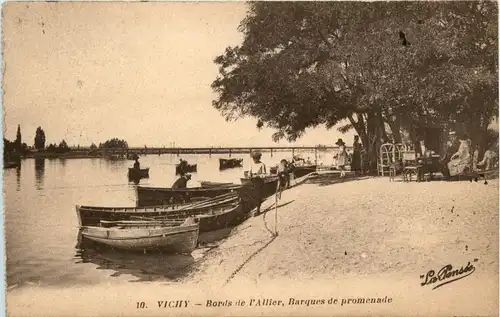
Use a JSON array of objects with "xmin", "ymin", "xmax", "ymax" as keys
[{"xmin": 4, "ymin": 150, "xmax": 333, "ymax": 289}]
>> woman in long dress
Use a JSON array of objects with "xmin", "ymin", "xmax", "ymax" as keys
[
  {"xmin": 335, "ymin": 138, "xmax": 348, "ymax": 178},
  {"xmin": 351, "ymin": 135, "xmax": 362, "ymax": 176},
  {"xmin": 447, "ymin": 136, "xmax": 471, "ymax": 177}
]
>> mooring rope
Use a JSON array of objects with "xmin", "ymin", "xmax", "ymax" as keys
[{"xmin": 223, "ymin": 234, "xmax": 278, "ymax": 286}]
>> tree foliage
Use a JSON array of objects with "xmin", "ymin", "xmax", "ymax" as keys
[
  {"xmin": 212, "ymin": 2, "xmax": 498, "ymax": 166},
  {"xmin": 99, "ymin": 138, "xmax": 129, "ymax": 149},
  {"xmin": 34, "ymin": 127, "xmax": 46, "ymax": 150},
  {"xmin": 15, "ymin": 124, "xmax": 22, "ymax": 150}
]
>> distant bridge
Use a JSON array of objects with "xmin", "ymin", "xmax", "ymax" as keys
[{"xmin": 68, "ymin": 146, "xmax": 351, "ymax": 157}]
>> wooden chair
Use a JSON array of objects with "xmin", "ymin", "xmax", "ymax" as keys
[
  {"xmin": 401, "ymin": 150, "xmax": 419, "ymax": 182},
  {"xmin": 378, "ymin": 143, "xmax": 394, "ymax": 176}
]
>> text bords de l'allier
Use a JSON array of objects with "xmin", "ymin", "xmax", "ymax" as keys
[{"xmin": 149, "ymin": 296, "xmax": 392, "ymax": 309}]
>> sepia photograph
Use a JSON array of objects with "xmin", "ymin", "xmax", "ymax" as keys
[{"xmin": 2, "ymin": 1, "xmax": 499, "ymax": 316}]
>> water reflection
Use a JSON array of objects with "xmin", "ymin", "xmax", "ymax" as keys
[
  {"xmin": 34, "ymin": 158, "xmax": 45, "ymax": 190},
  {"xmin": 58, "ymin": 158, "xmax": 67, "ymax": 168},
  {"xmin": 75, "ymin": 231, "xmax": 196, "ymax": 282},
  {"xmin": 16, "ymin": 165, "xmax": 21, "ymax": 191},
  {"xmin": 74, "ymin": 226, "xmax": 234, "ymax": 282}
]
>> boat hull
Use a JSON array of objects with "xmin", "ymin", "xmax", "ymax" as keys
[
  {"xmin": 293, "ymin": 165, "xmax": 317, "ymax": 178},
  {"xmin": 136, "ymin": 185, "xmax": 240, "ymax": 207},
  {"xmin": 4, "ymin": 161, "xmax": 20, "ymax": 169},
  {"xmin": 238, "ymin": 176, "xmax": 279, "ymax": 211},
  {"xmin": 196, "ymin": 204, "xmax": 246, "ymax": 232},
  {"xmin": 128, "ymin": 167, "xmax": 149, "ymax": 178},
  {"xmin": 81, "ymin": 224, "xmax": 199, "ymax": 254},
  {"xmin": 77, "ymin": 203, "xmax": 243, "ymax": 233},
  {"xmin": 219, "ymin": 158, "xmax": 243, "ymax": 170}
]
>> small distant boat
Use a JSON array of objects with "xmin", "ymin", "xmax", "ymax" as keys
[
  {"xmin": 136, "ymin": 184, "xmax": 240, "ymax": 207},
  {"xmin": 3, "ymin": 161, "xmax": 20, "ymax": 169},
  {"xmin": 219, "ymin": 158, "xmax": 243, "ymax": 170},
  {"xmin": 175, "ymin": 163, "xmax": 197, "ymax": 175},
  {"xmin": 128, "ymin": 167, "xmax": 149, "ymax": 179},
  {"xmin": 80, "ymin": 218, "xmax": 199, "ymax": 254}
]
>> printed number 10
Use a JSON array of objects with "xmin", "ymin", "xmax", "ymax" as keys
[{"xmin": 137, "ymin": 302, "xmax": 146, "ymax": 309}]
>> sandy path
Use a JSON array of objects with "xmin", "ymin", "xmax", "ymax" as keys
[{"xmin": 185, "ymin": 173, "xmax": 498, "ymax": 308}]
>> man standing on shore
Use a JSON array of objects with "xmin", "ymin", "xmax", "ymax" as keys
[{"xmin": 247, "ymin": 151, "xmax": 267, "ymax": 216}]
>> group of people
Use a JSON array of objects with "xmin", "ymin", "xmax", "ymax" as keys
[
  {"xmin": 441, "ymin": 131, "xmax": 498, "ymax": 179},
  {"xmin": 334, "ymin": 137, "xmax": 363, "ymax": 178}
]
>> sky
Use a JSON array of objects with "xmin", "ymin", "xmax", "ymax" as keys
[{"xmin": 2, "ymin": 2, "xmax": 353, "ymax": 148}]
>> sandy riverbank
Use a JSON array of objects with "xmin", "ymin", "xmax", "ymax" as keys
[{"xmin": 7, "ymin": 172, "xmax": 499, "ymax": 316}]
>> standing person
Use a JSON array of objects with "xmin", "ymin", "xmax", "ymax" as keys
[
  {"xmin": 415, "ymin": 139, "xmax": 428, "ymax": 158},
  {"xmin": 276, "ymin": 159, "xmax": 289, "ymax": 199},
  {"xmin": 352, "ymin": 135, "xmax": 362, "ymax": 176},
  {"xmin": 247, "ymin": 151, "xmax": 267, "ymax": 216},
  {"xmin": 133, "ymin": 157, "xmax": 140, "ymax": 169},
  {"xmin": 335, "ymin": 138, "xmax": 348, "ymax": 178}
]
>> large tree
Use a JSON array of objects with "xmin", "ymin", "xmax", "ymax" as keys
[{"xmin": 212, "ymin": 2, "xmax": 498, "ymax": 168}]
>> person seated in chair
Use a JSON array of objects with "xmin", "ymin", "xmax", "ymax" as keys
[
  {"xmin": 440, "ymin": 131, "xmax": 460, "ymax": 179},
  {"xmin": 476, "ymin": 148, "xmax": 498, "ymax": 171},
  {"xmin": 447, "ymin": 134, "xmax": 471, "ymax": 179}
]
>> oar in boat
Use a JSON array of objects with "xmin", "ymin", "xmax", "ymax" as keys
[
  {"xmin": 99, "ymin": 219, "xmax": 185, "ymax": 227},
  {"xmin": 175, "ymin": 191, "xmax": 238, "ymax": 211}
]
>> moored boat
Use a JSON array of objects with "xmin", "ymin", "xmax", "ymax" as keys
[
  {"xmin": 76, "ymin": 192, "xmax": 240, "ymax": 227},
  {"xmin": 4, "ymin": 161, "xmax": 20, "ymax": 169},
  {"xmin": 219, "ymin": 158, "xmax": 243, "ymax": 169},
  {"xmin": 136, "ymin": 184, "xmax": 240, "ymax": 206},
  {"xmin": 128, "ymin": 167, "xmax": 150, "ymax": 179},
  {"xmin": 175, "ymin": 163, "xmax": 197, "ymax": 175},
  {"xmin": 117, "ymin": 202, "xmax": 246, "ymax": 232},
  {"xmin": 80, "ymin": 218, "xmax": 199, "ymax": 254}
]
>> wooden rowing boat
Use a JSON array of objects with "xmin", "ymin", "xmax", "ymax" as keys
[
  {"xmin": 136, "ymin": 184, "xmax": 241, "ymax": 207},
  {"xmin": 3, "ymin": 161, "xmax": 20, "ymax": 169},
  {"xmin": 128, "ymin": 167, "xmax": 150, "ymax": 179},
  {"xmin": 125, "ymin": 203, "xmax": 245, "ymax": 232},
  {"xmin": 76, "ymin": 192, "xmax": 240, "ymax": 227},
  {"xmin": 80, "ymin": 219, "xmax": 199, "ymax": 254},
  {"xmin": 175, "ymin": 163, "xmax": 197, "ymax": 175},
  {"xmin": 219, "ymin": 158, "xmax": 243, "ymax": 169}
]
